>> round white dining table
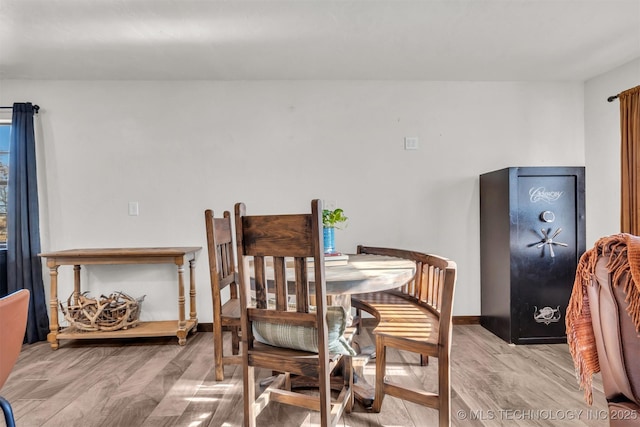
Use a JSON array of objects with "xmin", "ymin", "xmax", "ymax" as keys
[
  {"xmin": 322, "ymin": 253, "xmax": 416, "ymax": 295},
  {"xmin": 302, "ymin": 253, "xmax": 416, "ymax": 328},
  {"xmin": 249, "ymin": 253, "xmax": 416, "ymax": 294},
  {"xmin": 249, "ymin": 253, "xmax": 416, "ymax": 321}
]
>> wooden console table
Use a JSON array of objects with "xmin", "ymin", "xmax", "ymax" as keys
[{"xmin": 38, "ymin": 247, "xmax": 201, "ymax": 350}]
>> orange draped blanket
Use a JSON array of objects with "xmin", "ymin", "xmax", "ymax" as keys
[{"xmin": 566, "ymin": 233, "xmax": 640, "ymax": 405}]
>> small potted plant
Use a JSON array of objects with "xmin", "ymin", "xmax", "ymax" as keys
[{"xmin": 322, "ymin": 208, "xmax": 347, "ymax": 254}]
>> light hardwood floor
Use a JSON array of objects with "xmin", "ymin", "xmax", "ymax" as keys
[{"xmin": 1, "ymin": 325, "xmax": 608, "ymax": 427}]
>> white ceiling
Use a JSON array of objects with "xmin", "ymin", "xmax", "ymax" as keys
[{"xmin": 1, "ymin": 0, "xmax": 639, "ymax": 81}]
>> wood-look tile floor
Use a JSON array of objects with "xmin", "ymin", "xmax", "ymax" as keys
[{"xmin": 0, "ymin": 325, "xmax": 607, "ymax": 427}]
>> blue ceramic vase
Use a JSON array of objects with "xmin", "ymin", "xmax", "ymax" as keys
[{"xmin": 323, "ymin": 227, "xmax": 335, "ymax": 254}]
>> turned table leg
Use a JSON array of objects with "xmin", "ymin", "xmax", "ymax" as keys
[
  {"xmin": 189, "ymin": 258, "xmax": 197, "ymax": 323},
  {"xmin": 47, "ymin": 263, "xmax": 60, "ymax": 350},
  {"xmin": 73, "ymin": 265, "xmax": 81, "ymax": 305},
  {"xmin": 177, "ymin": 263, "xmax": 187, "ymax": 345}
]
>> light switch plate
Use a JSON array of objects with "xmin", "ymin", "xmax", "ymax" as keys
[
  {"xmin": 128, "ymin": 201, "xmax": 139, "ymax": 216},
  {"xmin": 404, "ymin": 137, "xmax": 419, "ymax": 150}
]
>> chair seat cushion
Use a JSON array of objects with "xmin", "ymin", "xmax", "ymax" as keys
[{"xmin": 252, "ymin": 306, "xmax": 356, "ymax": 356}]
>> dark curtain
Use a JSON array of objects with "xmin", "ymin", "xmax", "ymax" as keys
[{"xmin": 7, "ymin": 102, "xmax": 49, "ymax": 343}]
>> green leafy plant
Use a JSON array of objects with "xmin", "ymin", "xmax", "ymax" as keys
[{"xmin": 322, "ymin": 208, "xmax": 348, "ymax": 229}]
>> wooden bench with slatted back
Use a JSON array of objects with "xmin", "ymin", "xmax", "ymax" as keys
[{"xmin": 350, "ymin": 245, "xmax": 456, "ymax": 427}]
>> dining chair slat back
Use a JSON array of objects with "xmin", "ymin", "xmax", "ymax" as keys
[
  {"xmin": 234, "ymin": 199, "xmax": 352, "ymax": 427},
  {"xmin": 204, "ymin": 209, "xmax": 242, "ymax": 381}
]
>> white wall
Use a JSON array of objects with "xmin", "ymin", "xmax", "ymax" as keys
[
  {"xmin": 584, "ymin": 58, "xmax": 640, "ymax": 245},
  {"xmin": 0, "ymin": 80, "xmax": 585, "ymax": 321}
]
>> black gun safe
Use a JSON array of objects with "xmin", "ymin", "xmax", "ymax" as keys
[{"xmin": 480, "ymin": 167, "xmax": 585, "ymax": 344}]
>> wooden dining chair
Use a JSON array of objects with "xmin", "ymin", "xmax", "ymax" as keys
[
  {"xmin": 234, "ymin": 199, "xmax": 353, "ymax": 427},
  {"xmin": 204, "ymin": 209, "xmax": 242, "ymax": 381},
  {"xmin": 351, "ymin": 246, "xmax": 456, "ymax": 427}
]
